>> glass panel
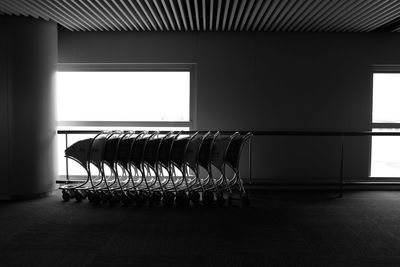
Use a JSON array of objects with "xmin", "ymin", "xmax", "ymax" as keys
[
  {"xmin": 56, "ymin": 71, "xmax": 190, "ymax": 122},
  {"xmin": 373, "ymin": 73, "xmax": 400, "ymax": 123},
  {"xmin": 371, "ymin": 129, "xmax": 400, "ymax": 177}
]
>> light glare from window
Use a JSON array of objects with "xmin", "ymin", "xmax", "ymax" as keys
[
  {"xmin": 373, "ymin": 73, "xmax": 400, "ymax": 123},
  {"xmin": 56, "ymin": 71, "xmax": 190, "ymax": 122}
]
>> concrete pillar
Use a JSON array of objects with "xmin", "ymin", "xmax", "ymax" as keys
[{"xmin": 0, "ymin": 16, "xmax": 57, "ymax": 198}]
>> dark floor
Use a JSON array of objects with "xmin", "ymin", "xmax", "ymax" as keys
[{"xmin": 1, "ymin": 190, "xmax": 400, "ymax": 267}]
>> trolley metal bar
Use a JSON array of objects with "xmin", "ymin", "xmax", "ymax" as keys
[{"xmin": 65, "ymin": 133, "xmax": 69, "ymax": 183}]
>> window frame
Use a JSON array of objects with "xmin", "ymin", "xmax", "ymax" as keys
[
  {"xmin": 56, "ymin": 63, "xmax": 197, "ymax": 130},
  {"xmin": 370, "ymin": 65, "xmax": 400, "ymax": 178},
  {"xmin": 371, "ymin": 65, "xmax": 400, "ymax": 129}
]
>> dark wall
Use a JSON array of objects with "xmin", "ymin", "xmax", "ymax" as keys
[
  {"xmin": 58, "ymin": 30, "xmax": 400, "ymax": 182},
  {"xmin": 0, "ymin": 16, "xmax": 57, "ymax": 197}
]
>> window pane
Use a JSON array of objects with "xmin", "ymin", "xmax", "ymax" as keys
[
  {"xmin": 56, "ymin": 71, "xmax": 190, "ymax": 122},
  {"xmin": 373, "ymin": 73, "xmax": 400, "ymax": 123},
  {"xmin": 371, "ymin": 129, "xmax": 400, "ymax": 177}
]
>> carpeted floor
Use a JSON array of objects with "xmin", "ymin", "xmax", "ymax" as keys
[{"xmin": 1, "ymin": 190, "xmax": 400, "ymax": 266}]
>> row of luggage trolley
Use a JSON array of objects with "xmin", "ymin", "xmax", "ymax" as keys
[{"xmin": 60, "ymin": 130, "xmax": 252, "ymax": 207}]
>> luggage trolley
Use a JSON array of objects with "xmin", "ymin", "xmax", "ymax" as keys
[
  {"xmin": 224, "ymin": 132, "xmax": 253, "ymax": 206},
  {"xmin": 114, "ymin": 131, "xmax": 144, "ymax": 205},
  {"xmin": 196, "ymin": 131, "xmax": 220, "ymax": 206},
  {"xmin": 61, "ymin": 130, "xmax": 253, "ymax": 207},
  {"xmin": 85, "ymin": 131, "xmax": 117, "ymax": 204},
  {"xmin": 182, "ymin": 131, "xmax": 212, "ymax": 205},
  {"xmin": 169, "ymin": 131, "xmax": 198, "ymax": 206},
  {"xmin": 60, "ymin": 132, "xmax": 103, "ymax": 202}
]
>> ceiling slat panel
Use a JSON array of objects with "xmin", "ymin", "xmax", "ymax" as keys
[
  {"xmin": 215, "ymin": 0, "xmax": 222, "ymax": 31},
  {"xmin": 239, "ymin": 0, "xmax": 255, "ymax": 31},
  {"xmin": 209, "ymin": 0, "xmax": 214, "ymax": 31},
  {"xmin": 149, "ymin": 0, "xmax": 169, "ymax": 31},
  {"xmin": 258, "ymin": 0, "xmax": 285, "ymax": 31},
  {"xmin": 185, "ymin": 0, "xmax": 194, "ymax": 30},
  {"xmin": 1, "ymin": 0, "xmax": 400, "ymax": 33},
  {"xmin": 361, "ymin": 3, "xmax": 400, "ymax": 32},
  {"xmin": 0, "ymin": 2, "xmax": 13, "ymax": 16},
  {"xmin": 263, "ymin": 0, "xmax": 289, "ymax": 31},
  {"xmin": 33, "ymin": 0, "xmax": 80, "ymax": 30},
  {"xmin": 286, "ymin": 0, "xmax": 321, "ymax": 31},
  {"xmin": 54, "ymin": 0, "xmax": 97, "ymax": 31},
  {"xmin": 334, "ymin": 1, "xmax": 386, "ymax": 31},
  {"xmin": 221, "ymin": 0, "xmax": 230, "ymax": 30},
  {"xmin": 269, "ymin": 0, "xmax": 296, "ymax": 31},
  {"xmin": 108, "ymin": 0, "xmax": 137, "ymax": 30},
  {"xmin": 290, "ymin": 0, "xmax": 324, "ymax": 31},
  {"xmin": 77, "ymin": 0, "xmax": 114, "ymax": 31},
  {"xmin": 65, "ymin": 0, "xmax": 105, "ymax": 31},
  {"xmin": 309, "ymin": 0, "xmax": 355, "ymax": 32},
  {"xmin": 234, "ymin": 0, "xmax": 248, "ymax": 31},
  {"xmin": 246, "ymin": 0, "xmax": 265, "ymax": 31},
  {"xmin": 87, "ymin": 0, "xmax": 120, "ymax": 30},
  {"xmin": 324, "ymin": 0, "xmax": 373, "ymax": 32},
  {"xmin": 227, "ymin": 0, "xmax": 239, "ymax": 31},
  {"xmin": 202, "ymin": 0, "xmax": 206, "ymax": 30},
  {"xmin": 176, "ymin": 0, "xmax": 187, "ymax": 30},
  {"xmin": 169, "ymin": 0, "xmax": 182, "ymax": 30},
  {"xmin": 274, "ymin": 0, "xmax": 305, "ymax": 31},
  {"xmin": 136, "ymin": 0, "xmax": 158, "ymax": 30},
  {"xmin": 160, "ymin": 0, "xmax": 175, "ymax": 30},
  {"xmin": 345, "ymin": 1, "xmax": 393, "ymax": 32},
  {"xmin": 281, "ymin": 0, "xmax": 313, "ymax": 31},
  {"xmin": 295, "ymin": 0, "xmax": 335, "ymax": 32},
  {"xmin": 193, "ymin": 0, "xmax": 200, "ymax": 30},
  {"xmin": 96, "ymin": 0, "xmax": 127, "ymax": 30},
  {"xmin": 3, "ymin": 0, "xmax": 29, "ymax": 17},
  {"xmin": 46, "ymin": 0, "xmax": 90, "ymax": 30},
  {"xmin": 22, "ymin": 0, "xmax": 52, "ymax": 21},
  {"xmin": 120, "ymin": 0, "xmax": 146, "ymax": 30},
  {"xmin": 311, "ymin": 0, "xmax": 366, "ymax": 31}
]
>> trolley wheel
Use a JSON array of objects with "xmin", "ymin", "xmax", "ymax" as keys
[
  {"xmin": 150, "ymin": 191, "xmax": 162, "ymax": 205},
  {"xmin": 162, "ymin": 191, "xmax": 175, "ymax": 207},
  {"xmin": 202, "ymin": 191, "xmax": 214, "ymax": 207},
  {"xmin": 108, "ymin": 193, "xmax": 120, "ymax": 205},
  {"xmin": 62, "ymin": 191, "xmax": 71, "ymax": 202},
  {"xmin": 241, "ymin": 194, "xmax": 250, "ymax": 207},
  {"xmin": 216, "ymin": 192, "xmax": 226, "ymax": 206},
  {"xmin": 176, "ymin": 191, "xmax": 189, "ymax": 207},
  {"xmin": 136, "ymin": 192, "xmax": 147, "ymax": 206},
  {"xmin": 228, "ymin": 195, "xmax": 233, "ymax": 206},
  {"xmin": 121, "ymin": 193, "xmax": 131, "ymax": 205},
  {"xmin": 189, "ymin": 191, "xmax": 200, "ymax": 205},
  {"xmin": 128, "ymin": 191, "xmax": 139, "ymax": 205},
  {"xmin": 75, "ymin": 190, "xmax": 84, "ymax": 202}
]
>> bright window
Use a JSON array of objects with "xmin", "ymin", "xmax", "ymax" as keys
[
  {"xmin": 56, "ymin": 64, "xmax": 194, "ymax": 177},
  {"xmin": 371, "ymin": 73, "xmax": 400, "ymax": 177},
  {"xmin": 56, "ymin": 71, "xmax": 190, "ymax": 122}
]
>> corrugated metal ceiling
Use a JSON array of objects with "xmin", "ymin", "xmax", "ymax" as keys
[{"xmin": 1, "ymin": 0, "xmax": 400, "ymax": 32}]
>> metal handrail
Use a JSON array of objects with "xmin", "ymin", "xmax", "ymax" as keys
[{"xmin": 57, "ymin": 130, "xmax": 400, "ymax": 196}]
